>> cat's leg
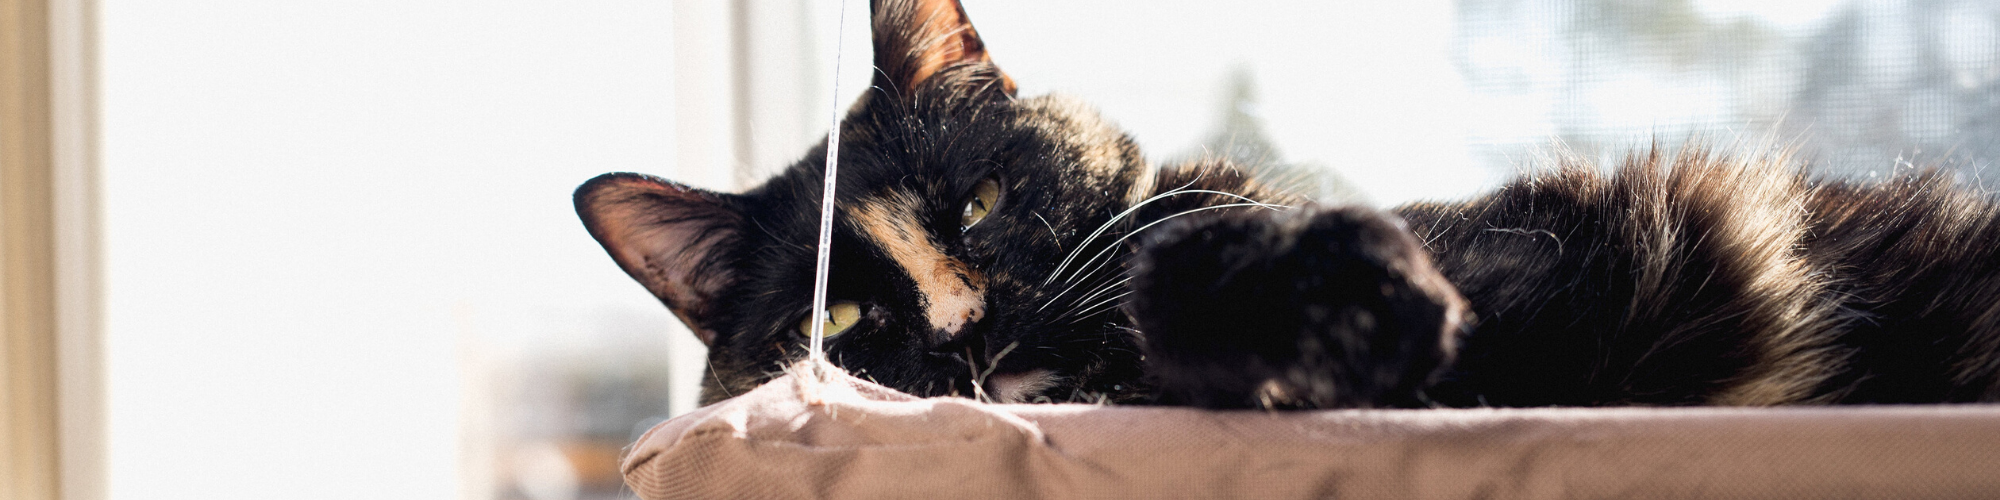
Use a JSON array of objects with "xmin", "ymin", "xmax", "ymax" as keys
[{"xmin": 1127, "ymin": 205, "xmax": 1471, "ymax": 409}]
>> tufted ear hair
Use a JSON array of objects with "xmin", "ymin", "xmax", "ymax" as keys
[
  {"xmin": 871, "ymin": 0, "xmax": 1016, "ymax": 100},
  {"xmin": 574, "ymin": 173, "xmax": 744, "ymax": 345}
]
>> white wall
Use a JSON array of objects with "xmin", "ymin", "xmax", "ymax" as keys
[{"xmin": 102, "ymin": 1, "xmax": 676, "ymax": 497}]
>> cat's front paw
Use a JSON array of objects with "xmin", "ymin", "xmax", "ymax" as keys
[{"xmin": 1127, "ymin": 205, "xmax": 1470, "ymax": 409}]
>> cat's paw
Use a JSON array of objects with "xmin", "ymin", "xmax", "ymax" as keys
[{"xmin": 1127, "ymin": 204, "xmax": 1471, "ymax": 409}]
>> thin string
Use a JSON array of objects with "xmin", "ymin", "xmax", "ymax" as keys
[{"xmin": 805, "ymin": 0, "xmax": 852, "ymax": 380}]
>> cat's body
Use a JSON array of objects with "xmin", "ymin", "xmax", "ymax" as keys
[
  {"xmin": 576, "ymin": 0, "xmax": 2000, "ymax": 410},
  {"xmin": 1400, "ymin": 152, "xmax": 2000, "ymax": 406}
]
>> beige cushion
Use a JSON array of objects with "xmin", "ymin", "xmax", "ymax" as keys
[{"xmin": 622, "ymin": 364, "xmax": 2000, "ymax": 499}]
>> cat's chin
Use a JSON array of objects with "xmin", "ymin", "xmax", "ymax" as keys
[{"xmin": 981, "ymin": 370, "xmax": 1060, "ymax": 404}]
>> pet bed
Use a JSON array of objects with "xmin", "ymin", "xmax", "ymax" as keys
[{"xmin": 620, "ymin": 366, "xmax": 2000, "ymax": 499}]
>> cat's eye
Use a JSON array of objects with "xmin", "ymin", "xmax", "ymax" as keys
[
  {"xmin": 960, "ymin": 178, "xmax": 1001, "ymax": 231},
  {"xmin": 798, "ymin": 301, "xmax": 863, "ymax": 339}
]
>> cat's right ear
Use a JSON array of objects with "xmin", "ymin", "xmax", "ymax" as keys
[
  {"xmin": 870, "ymin": 0, "xmax": 1016, "ymax": 100},
  {"xmin": 574, "ymin": 173, "xmax": 743, "ymax": 345}
]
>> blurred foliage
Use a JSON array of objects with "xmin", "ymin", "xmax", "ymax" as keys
[{"xmin": 1456, "ymin": 0, "xmax": 2000, "ymax": 188}]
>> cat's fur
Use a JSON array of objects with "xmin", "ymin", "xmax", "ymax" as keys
[{"xmin": 575, "ymin": 0, "xmax": 2000, "ymax": 409}]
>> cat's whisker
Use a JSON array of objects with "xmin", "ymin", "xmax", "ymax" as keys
[
  {"xmin": 1041, "ymin": 176, "xmax": 1212, "ymax": 286},
  {"xmin": 1063, "ymin": 195, "xmax": 1289, "ymax": 285},
  {"xmin": 1033, "ymin": 212, "xmax": 1064, "ymax": 251},
  {"xmin": 1048, "ymin": 253, "xmax": 1129, "ymax": 310},
  {"xmin": 1038, "ymin": 259, "xmax": 1120, "ymax": 312},
  {"xmin": 1060, "ymin": 287, "xmax": 1130, "ymax": 320},
  {"xmin": 1038, "ymin": 255, "xmax": 1126, "ymax": 312},
  {"xmin": 1065, "ymin": 275, "xmax": 1133, "ymax": 313},
  {"xmin": 1065, "ymin": 262, "xmax": 1129, "ymax": 304},
  {"xmin": 1053, "ymin": 201, "xmax": 1287, "ymax": 288},
  {"xmin": 1063, "ymin": 290, "xmax": 1134, "ymax": 326},
  {"xmin": 1040, "ymin": 196, "xmax": 1287, "ymax": 311},
  {"xmin": 1053, "ymin": 248, "xmax": 1139, "ymax": 308},
  {"xmin": 1048, "ymin": 187, "xmax": 1283, "ymax": 288}
]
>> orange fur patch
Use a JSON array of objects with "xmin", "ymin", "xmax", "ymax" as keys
[{"xmin": 851, "ymin": 193, "xmax": 987, "ymax": 339}]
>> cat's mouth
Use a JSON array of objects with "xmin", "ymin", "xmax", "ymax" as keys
[{"xmin": 932, "ymin": 330, "xmax": 1067, "ymax": 403}]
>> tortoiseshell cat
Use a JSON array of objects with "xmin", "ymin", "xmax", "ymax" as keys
[{"xmin": 576, "ymin": 0, "xmax": 2000, "ymax": 409}]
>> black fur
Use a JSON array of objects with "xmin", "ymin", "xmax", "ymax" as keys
[
  {"xmin": 1805, "ymin": 172, "xmax": 2000, "ymax": 402},
  {"xmin": 1129, "ymin": 205, "xmax": 1468, "ymax": 409},
  {"xmin": 575, "ymin": 0, "xmax": 2000, "ymax": 409}
]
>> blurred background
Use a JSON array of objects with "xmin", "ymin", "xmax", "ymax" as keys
[{"xmin": 72, "ymin": 0, "xmax": 1999, "ymax": 499}]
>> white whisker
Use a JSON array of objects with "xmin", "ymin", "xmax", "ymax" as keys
[
  {"xmin": 1064, "ymin": 290, "xmax": 1135, "ymax": 325},
  {"xmin": 1040, "ymin": 174, "xmax": 1217, "ymax": 286},
  {"xmin": 1039, "ymin": 195, "xmax": 1286, "ymax": 311},
  {"xmin": 1065, "ymin": 275, "xmax": 1132, "ymax": 312},
  {"xmin": 1052, "ymin": 201, "xmax": 1285, "ymax": 287},
  {"xmin": 1037, "ymin": 260, "xmax": 1125, "ymax": 312},
  {"xmin": 1033, "ymin": 212, "xmax": 1063, "ymax": 251}
]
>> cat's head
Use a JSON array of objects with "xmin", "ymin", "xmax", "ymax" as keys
[{"xmin": 576, "ymin": 0, "xmax": 1161, "ymax": 404}]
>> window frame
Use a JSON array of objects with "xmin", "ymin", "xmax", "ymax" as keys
[{"xmin": 1, "ymin": 0, "xmax": 102, "ymax": 498}]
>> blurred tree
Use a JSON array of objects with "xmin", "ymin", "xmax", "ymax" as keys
[{"xmin": 1454, "ymin": 0, "xmax": 2000, "ymax": 188}]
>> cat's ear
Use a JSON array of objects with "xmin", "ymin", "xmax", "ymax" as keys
[
  {"xmin": 575, "ymin": 173, "xmax": 744, "ymax": 345},
  {"xmin": 871, "ymin": 0, "xmax": 1016, "ymax": 99}
]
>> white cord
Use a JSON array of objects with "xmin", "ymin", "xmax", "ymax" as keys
[{"xmin": 805, "ymin": 0, "xmax": 852, "ymax": 379}]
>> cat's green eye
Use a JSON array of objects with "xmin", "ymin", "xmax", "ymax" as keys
[
  {"xmin": 799, "ymin": 301, "xmax": 863, "ymax": 339},
  {"xmin": 960, "ymin": 178, "xmax": 1001, "ymax": 230}
]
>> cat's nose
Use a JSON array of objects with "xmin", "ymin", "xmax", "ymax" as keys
[
  {"xmin": 914, "ymin": 262, "xmax": 986, "ymax": 345},
  {"xmin": 928, "ymin": 297, "xmax": 985, "ymax": 345}
]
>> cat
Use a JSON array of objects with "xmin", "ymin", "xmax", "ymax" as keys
[{"xmin": 575, "ymin": 0, "xmax": 2000, "ymax": 409}]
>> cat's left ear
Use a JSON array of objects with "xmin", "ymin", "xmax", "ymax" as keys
[
  {"xmin": 871, "ymin": 0, "xmax": 1016, "ymax": 99},
  {"xmin": 574, "ymin": 173, "xmax": 744, "ymax": 346}
]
